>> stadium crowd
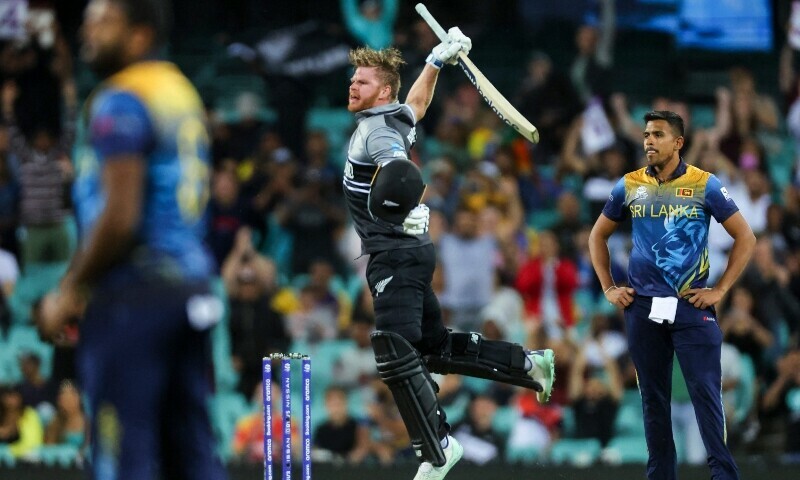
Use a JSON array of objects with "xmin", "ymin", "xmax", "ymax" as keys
[{"xmin": 1, "ymin": 0, "xmax": 799, "ymax": 471}]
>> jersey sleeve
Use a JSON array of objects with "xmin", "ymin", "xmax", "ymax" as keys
[
  {"xmin": 365, "ymin": 126, "xmax": 408, "ymax": 166},
  {"xmin": 705, "ymin": 174, "xmax": 739, "ymax": 224},
  {"xmin": 89, "ymin": 90, "xmax": 155, "ymax": 160},
  {"xmin": 601, "ymin": 177, "xmax": 628, "ymax": 221}
]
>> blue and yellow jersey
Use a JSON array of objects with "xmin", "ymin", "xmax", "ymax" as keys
[
  {"xmin": 73, "ymin": 61, "xmax": 212, "ymax": 286},
  {"xmin": 602, "ymin": 161, "xmax": 739, "ymax": 296}
]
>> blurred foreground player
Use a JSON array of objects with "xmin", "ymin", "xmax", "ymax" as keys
[
  {"xmin": 37, "ymin": 1, "xmax": 226, "ymax": 479},
  {"xmin": 342, "ymin": 39, "xmax": 555, "ymax": 480}
]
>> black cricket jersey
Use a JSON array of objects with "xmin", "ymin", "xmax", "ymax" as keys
[{"xmin": 342, "ymin": 103, "xmax": 432, "ymax": 254}]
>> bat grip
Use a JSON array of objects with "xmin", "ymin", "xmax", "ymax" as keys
[{"xmin": 415, "ymin": 4, "xmax": 448, "ymax": 42}]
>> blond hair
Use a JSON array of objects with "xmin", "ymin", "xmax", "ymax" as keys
[{"xmin": 349, "ymin": 47, "xmax": 406, "ymax": 101}]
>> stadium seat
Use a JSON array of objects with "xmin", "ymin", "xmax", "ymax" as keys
[
  {"xmin": 505, "ymin": 444, "xmax": 541, "ymax": 465},
  {"xmin": 560, "ymin": 406, "xmax": 576, "ymax": 438},
  {"xmin": 7, "ymin": 325, "xmax": 55, "ymax": 379},
  {"xmin": 209, "ymin": 277, "xmax": 238, "ymax": 393},
  {"xmin": 36, "ymin": 444, "xmax": 80, "ymax": 467},
  {"xmin": 259, "ymin": 215, "xmax": 293, "ymax": 280},
  {"xmin": 440, "ymin": 391, "xmax": 470, "ymax": 426},
  {"xmin": 732, "ymin": 354, "xmax": 756, "ymax": 426},
  {"xmin": 492, "ymin": 406, "xmax": 519, "ymax": 437},
  {"xmin": 306, "ymin": 108, "xmax": 354, "ymax": 167},
  {"xmin": 549, "ymin": 438, "xmax": 602, "ymax": 467},
  {"xmin": 604, "ymin": 434, "xmax": 649, "ymax": 464},
  {"xmin": 8, "ymin": 261, "xmax": 69, "ymax": 324},
  {"xmin": 209, "ymin": 391, "xmax": 250, "ymax": 461},
  {"xmin": 0, "ymin": 444, "xmax": 16, "ymax": 467},
  {"xmin": 690, "ymin": 105, "xmax": 716, "ymax": 129},
  {"xmin": 614, "ymin": 400, "xmax": 645, "ymax": 436}
]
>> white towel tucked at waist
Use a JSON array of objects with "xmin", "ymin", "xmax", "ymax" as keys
[{"xmin": 649, "ymin": 296, "xmax": 678, "ymax": 324}]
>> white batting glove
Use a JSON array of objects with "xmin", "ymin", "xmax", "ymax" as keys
[
  {"xmin": 445, "ymin": 27, "xmax": 471, "ymax": 60},
  {"xmin": 403, "ymin": 204, "xmax": 430, "ymax": 235},
  {"xmin": 426, "ymin": 27, "xmax": 472, "ymax": 68}
]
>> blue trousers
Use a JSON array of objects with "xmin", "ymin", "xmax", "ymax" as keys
[
  {"xmin": 625, "ymin": 296, "xmax": 739, "ymax": 480},
  {"xmin": 78, "ymin": 281, "xmax": 227, "ymax": 480}
]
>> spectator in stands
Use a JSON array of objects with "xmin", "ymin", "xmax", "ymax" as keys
[
  {"xmin": 0, "ymin": 130, "xmax": 19, "ymax": 256},
  {"xmin": 44, "ymin": 381, "xmax": 87, "ymax": 452},
  {"xmin": 232, "ymin": 382, "xmax": 299, "ymax": 464},
  {"xmin": 579, "ymin": 141, "xmax": 630, "ymax": 222},
  {"xmin": 516, "ymin": 230, "xmax": 579, "ymax": 338},
  {"xmin": 333, "ymin": 315, "xmax": 378, "ymax": 392},
  {"xmin": 720, "ymin": 285, "xmax": 775, "ymax": 377},
  {"xmin": 580, "ymin": 313, "xmax": 628, "ymax": 370},
  {"xmin": 479, "ymin": 271, "xmax": 524, "ymax": 343},
  {"xmin": 515, "ymin": 51, "xmax": 582, "ymax": 160},
  {"xmin": 742, "ymin": 237, "xmax": 800, "ymax": 345},
  {"xmin": 222, "ymin": 227, "xmax": 290, "ymax": 397},
  {"xmin": 228, "ymin": 92, "xmax": 265, "ymax": 162},
  {"xmin": 451, "ymin": 394, "xmax": 505, "ymax": 465},
  {"xmin": 551, "ymin": 191, "xmax": 583, "ymax": 261},
  {"xmin": 0, "ymin": 236, "xmax": 18, "ymax": 299},
  {"xmin": 243, "ymin": 140, "xmax": 298, "ymax": 224},
  {"xmin": 275, "ymin": 168, "xmax": 347, "ymax": 277},
  {"xmin": 304, "ymin": 258, "xmax": 350, "ymax": 333},
  {"xmin": 475, "ymin": 175, "xmax": 525, "ymax": 249},
  {"xmin": 787, "ymin": 76, "xmax": 800, "ymax": 185},
  {"xmin": 302, "ymin": 130, "xmax": 341, "ymax": 199},
  {"xmin": 0, "ymin": 385, "xmax": 43, "ymax": 458},
  {"xmin": 340, "ymin": 0, "xmax": 398, "ymax": 50},
  {"xmin": 569, "ymin": 0, "xmax": 615, "ymax": 103},
  {"xmin": 313, "ymin": 385, "xmax": 371, "ymax": 465},
  {"xmin": 568, "ymin": 347, "xmax": 622, "ymax": 447},
  {"xmin": 766, "ymin": 204, "xmax": 792, "ymax": 260},
  {"xmin": 719, "ymin": 68, "xmax": 780, "ymax": 159},
  {"xmin": 17, "ymin": 352, "xmax": 56, "ymax": 414},
  {"xmin": 506, "ymin": 387, "xmax": 561, "ymax": 455},
  {"xmin": 30, "ymin": 297, "xmax": 77, "ymax": 389},
  {"xmin": 761, "ymin": 347, "xmax": 800, "ymax": 457},
  {"xmin": 206, "ymin": 168, "xmax": 251, "ymax": 269},
  {"xmin": 1, "ymin": 76, "xmax": 76, "ymax": 268},
  {"xmin": 285, "ymin": 285, "xmax": 338, "ymax": 344},
  {"xmin": 438, "ymin": 206, "xmax": 498, "ymax": 332},
  {"xmin": 366, "ymin": 378, "xmax": 411, "ymax": 465},
  {"xmin": 423, "ymin": 157, "xmax": 460, "ymax": 222}
]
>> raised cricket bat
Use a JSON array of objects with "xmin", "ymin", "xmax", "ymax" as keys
[{"xmin": 415, "ymin": 3, "xmax": 539, "ymax": 144}]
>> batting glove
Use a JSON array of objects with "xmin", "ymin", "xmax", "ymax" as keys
[
  {"xmin": 426, "ymin": 27, "xmax": 472, "ymax": 68},
  {"xmin": 403, "ymin": 204, "xmax": 430, "ymax": 235},
  {"xmin": 445, "ymin": 27, "xmax": 472, "ymax": 60}
]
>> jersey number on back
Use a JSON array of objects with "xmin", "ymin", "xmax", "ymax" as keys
[{"xmin": 176, "ymin": 118, "xmax": 210, "ymax": 221}]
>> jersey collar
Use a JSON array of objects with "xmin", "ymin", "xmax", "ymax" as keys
[{"xmin": 645, "ymin": 158, "xmax": 687, "ymax": 182}]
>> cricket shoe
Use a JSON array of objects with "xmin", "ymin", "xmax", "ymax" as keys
[
  {"xmin": 526, "ymin": 349, "xmax": 555, "ymax": 403},
  {"xmin": 413, "ymin": 436, "xmax": 463, "ymax": 480}
]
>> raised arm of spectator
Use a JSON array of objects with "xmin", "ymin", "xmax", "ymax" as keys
[
  {"xmin": 753, "ymin": 93, "xmax": 780, "ymax": 132},
  {"xmin": 341, "ymin": 0, "xmax": 398, "ymax": 49},
  {"xmin": 602, "ymin": 349, "xmax": 624, "ymax": 402},
  {"xmin": 221, "ymin": 227, "xmax": 255, "ymax": 295},
  {"xmin": 609, "ymin": 93, "xmax": 640, "ymax": 145},
  {"xmin": 761, "ymin": 351, "xmax": 799, "ymax": 411},
  {"xmin": 711, "ymin": 87, "xmax": 732, "ymax": 138},
  {"xmin": 558, "ymin": 115, "xmax": 589, "ymax": 177},
  {"xmin": 595, "ymin": 0, "xmax": 616, "ymax": 68}
]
